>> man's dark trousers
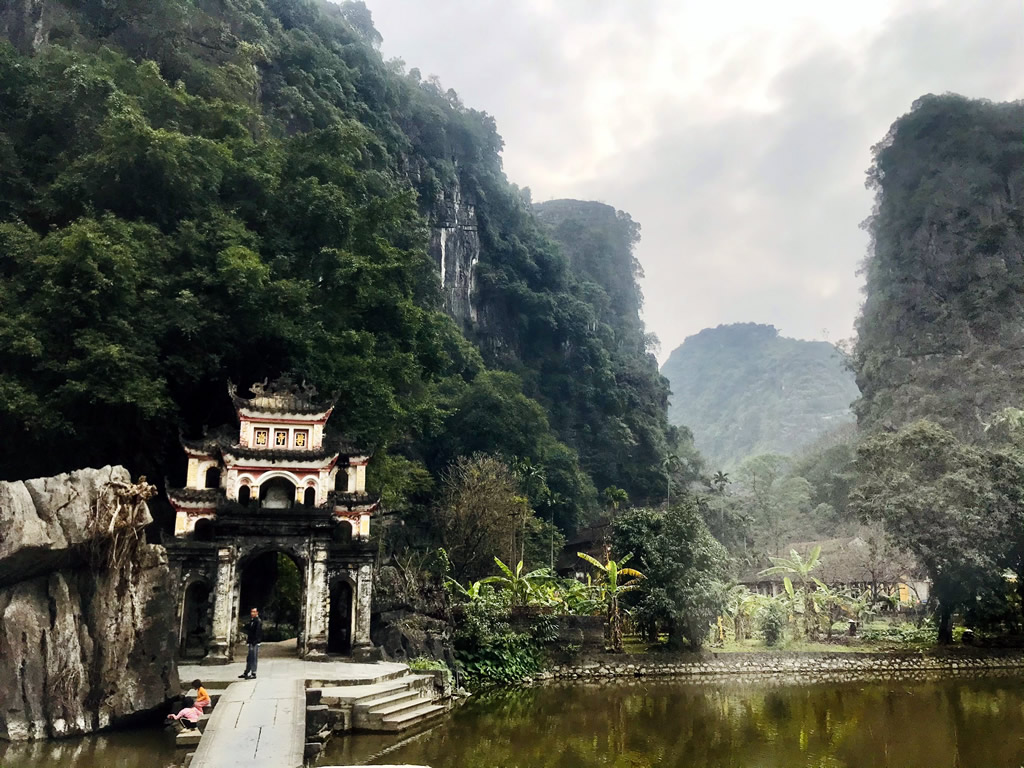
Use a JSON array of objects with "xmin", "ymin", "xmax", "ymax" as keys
[{"xmin": 245, "ymin": 642, "xmax": 259, "ymax": 676}]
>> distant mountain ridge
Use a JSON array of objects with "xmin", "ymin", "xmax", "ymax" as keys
[{"xmin": 661, "ymin": 323, "xmax": 860, "ymax": 468}]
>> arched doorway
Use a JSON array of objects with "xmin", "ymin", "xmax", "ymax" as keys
[
  {"xmin": 332, "ymin": 521, "xmax": 353, "ymax": 545},
  {"xmin": 205, "ymin": 467, "xmax": 221, "ymax": 489},
  {"xmin": 238, "ymin": 485, "xmax": 251, "ymax": 506},
  {"xmin": 260, "ymin": 477, "xmax": 295, "ymax": 509},
  {"xmin": 180, "ymin": 581, "xmax": 212, "ymax": 658},
  {"xmin": 238, "ymin": 551, "xmax": 304, "ymax": 653},
  {"xmin": 328, "ymin": 581, "xmax": 353, "ymax": 655},
  {"xmin": 303, "ymin": 486, "xmax": 316, "ymax": 507},
  {"xmin": 193, "ymin": 518, "xmax": 214, "ymax": 541}
]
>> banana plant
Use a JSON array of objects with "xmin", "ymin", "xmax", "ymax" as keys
[
  {"xmin": 479, "ymin": 557, "xmax": 553, "ymax": 607},
  {"xmin": 811, "ymin": 578, "xmax": 851, "ymax": 639},
  {"xmin": 446, "ymin": 576, "xmax": 489, "ymax": 603},
  {"xmin": 759, "ymin": 546, "xmax": 822, "ymax": 638},
  {"xmin": 578, "ymin": 552, "xmax": 645, "ymax": 652}
]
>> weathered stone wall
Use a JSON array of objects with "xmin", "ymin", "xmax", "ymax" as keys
[
  {"xmin": 0, "ymin": 467, "xmax": 179, "ymax": 741},
  {"xmin": 543, "ymin": 650, "xmax": 1024, "ymax": 684}
]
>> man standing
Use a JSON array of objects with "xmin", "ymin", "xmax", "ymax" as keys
[{"xmin": 240, "ymin": 607, "xmax": 263, "ymax": 679}]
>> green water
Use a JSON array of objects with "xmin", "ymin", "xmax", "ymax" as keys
[
  {"xmin": 7, "ymin": 676, "xmax": 1024, "ymax": 768},
  {"xmin": 328, "ymin": 675, "xmax": 1024, "ymax": 768},
  {"xmin": 0, "ymin": 728, "xmax": 178, "ymax": 767}
]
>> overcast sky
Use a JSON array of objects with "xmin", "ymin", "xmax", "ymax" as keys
[{"xmin": 367, "ymin": 1, "xmax": 1024, "ymax": 362}]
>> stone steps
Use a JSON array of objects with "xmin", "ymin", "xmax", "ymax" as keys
[
  {"xmin": 355, "ymin": 689, "xmax": 423, "ymax": 713},
  {"xmin": 379, "ymin": 702, "xmax": 448, "ymax": 731},
  {"xmin": 314, "ymin": 670, "xmax": 444, "ymax": 733},
  {"xmin": 364, "ymin": 692, "xmax": 428, "ymax": 718},
  {"xmin": 174, "ymin": 712, "xmax": 213, "ymax": 748},
  {"xmin": 319, "ymin": 678, "xmax": 411, "ymax": 707},
  {"xmin": 307, "ymin": 666, "xmax": 410, "ymax": 688}
]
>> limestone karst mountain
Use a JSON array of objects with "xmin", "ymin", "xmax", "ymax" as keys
[{"xmin": 661, "ymin": 323, "xmax": 860, "ymax": 468}]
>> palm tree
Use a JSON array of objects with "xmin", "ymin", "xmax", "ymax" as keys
[
  {"xmin": 758, "ymin": 546, "xmax": 822, "ymax": 638},
  {"xmin": 543, "ymin": 492, "xmax": 566, "ymax": 570},
  {"xmin": 601, "ymin": 486, "xmax": 630, "ymax": 516},
  {"xmin": 712, "ymin": 471, "xmax": 730, "ymax": 493},
  {"xmin": 577, "ymin": 552, "xmax": 645, "ymax": 652},
  {"xmin": 662, "ymin": 453, "xmax": 681, "ymax": 506},
  {"xmin": 513, "ymin": 458, "xmax": 546, "ymax": 562},
  {"xmin": 480, "ymin": 557, "xmax": 552, "ymax": 607}
]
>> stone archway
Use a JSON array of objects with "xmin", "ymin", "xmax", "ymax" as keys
[
  {"xmin": 259, "ymin": 477, "xmax": 295, "ymax": 509},
  {"xmin": 328, "ymin": 580, "xmax": 354, "ymax": 655},
  {"xmin": 237, "ymin": 549, "xmax": 305, "ymax": 653},
  {"xmin": 179, "ymin": 580, "xmax": 212, "ymax": 658}
]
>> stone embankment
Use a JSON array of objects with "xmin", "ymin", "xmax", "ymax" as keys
[
  {"xmin": 0, "ymin": 466, "xmax": 178, "ymax": 741},
  {"xmin": 542, "ymin": 651, "xmax": 1024, "ymax": 685}
]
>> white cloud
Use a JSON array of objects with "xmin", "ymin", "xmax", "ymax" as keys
[{"xmin": 367, "ymin": 0, "xmax": 1024, "ymax": 361}]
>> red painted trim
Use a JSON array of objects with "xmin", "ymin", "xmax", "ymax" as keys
[
  {"xmin": 238, "ymin": 414, "xmax": 331, "ymax": 426},
  {"xmin": 224, "ymin": 456, "xmax": 339, "ymax": 472}
]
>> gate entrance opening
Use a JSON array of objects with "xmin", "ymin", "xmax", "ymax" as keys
[
  {"xmin": 238, "ymin": 551, "xmax": 303, "ymax": 648},
  {"xmin": 328, "ymin": 581, "xmax": 353, "ymax": 655}
]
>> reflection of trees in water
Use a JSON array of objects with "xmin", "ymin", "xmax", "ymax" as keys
[{"xmin": 379, "ymin": 677, "xmax": 1024, "ymax": 768}]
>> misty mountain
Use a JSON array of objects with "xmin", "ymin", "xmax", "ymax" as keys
[{"xmin": 661, "ymin": 323, "xmax": 859, "ymax": 468}]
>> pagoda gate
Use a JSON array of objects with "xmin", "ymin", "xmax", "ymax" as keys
[{"xmin": 165, "ymin": 378, "xmax": 379, "ymax": 662}]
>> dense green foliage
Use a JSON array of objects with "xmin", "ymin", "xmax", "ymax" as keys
[
  {"xmin": 852, "ymin": 420, "xmax": 1024, "ymax": 643},
  {"xmin": 533, "ymin": 199, "xmax": 682, "ymax": 499},
  {"xmin": 697, "ymin": 428, "xmax": 861, "ymax": 558},
  {"xmin": 613, "ymin": 502, "xmax": 728, "ymax": 650},
  {"xmin": 855, "ymin": 95, "xmax": 1024, "ymax": 436},
  {"xmin": 0, "ymin": 0, "xmax": 679, "ymax": 529},
  {"xmin": 452, "ymin": 600, "xmax": 556, "ymax": 686},
  {"xmin": 662, "ymin": 323, "xmax": 859, "ymax": 468}
]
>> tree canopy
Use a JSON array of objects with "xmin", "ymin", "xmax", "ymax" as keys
[
  {"xmin": 851, "ymin": 420, "xmax": 1024, "ymax": 642},
  {"xmin": 0, "ymin": 0, "xmax": 684, "ymax": 532},
  {"xmin": 613, "ymin": 502, "xmax": 728, "ymax": 650}
]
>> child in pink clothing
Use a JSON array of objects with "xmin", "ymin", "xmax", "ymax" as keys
[{"xmin": 167, "ymin": 697, "xmax": 202, "ymax": 731}]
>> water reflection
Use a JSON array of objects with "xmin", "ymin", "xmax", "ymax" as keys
[
  {"xmin": 0, "ymin": 728, "xmax": 178, "ymax": 768},
  {"xmin": 343, "ymin": 676, "xmax": 1024, "ymax": 768}
]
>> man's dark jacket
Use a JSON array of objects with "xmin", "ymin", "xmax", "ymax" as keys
[{"xmin": 246, "ymin": 616, "xmax": 263, "ymax": 644}]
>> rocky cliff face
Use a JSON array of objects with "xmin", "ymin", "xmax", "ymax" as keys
[
  {"xmin": 0, "ymin": 466, "xmax": 178, "ymax": 741},
  {"xmin": 0, "ymin": 0, "xmax": 49, "ymax": 53},
  {"xmin": 428, "ymin": 177, "xmax": 480, "ymax": 330}
]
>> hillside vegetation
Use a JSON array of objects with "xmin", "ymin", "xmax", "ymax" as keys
[
  {"xmin": 661, "ymin": 323, "xmax": 859, "ymax": 468},
  {"xmin": 854, "ymin": 94, "xmax": 1024, "ymax": 437},
  {"xmin": 0, "ymin": 0, "xmax": 679, "ymax": 530}
]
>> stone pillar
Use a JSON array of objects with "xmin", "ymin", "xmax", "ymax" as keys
[
  {"xmin": 352, "ymin": 564, "xmax": 373, "ymax": 658},
  {"xmin": 204, "ymin": 546, "xmax": 236, "ymax": 664},
  {"xmin": 303, "ymin": 543, "xmax": 330, "ymax": 659}
]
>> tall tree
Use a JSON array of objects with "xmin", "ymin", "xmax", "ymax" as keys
[
  {"xmin": 434, "ymin": 455, "xmax": 529, "ymax": 582},
  {"xmin": 851, "ymin": 420, "xmax": 1024, "ymax": 643},
  {"xmin": 614, "ymin": 501, "xmax": 728, "ymax": 650}
]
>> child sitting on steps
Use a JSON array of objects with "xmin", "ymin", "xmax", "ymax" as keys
[{"xmin": 167, "ymin": 697, "xmax": 202, "ymax": 731}]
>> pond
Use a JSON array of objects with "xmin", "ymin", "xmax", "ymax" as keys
[
  {"xmin": 0, "ymin": 728, "xmax": 178, "ymax": 768},
  {"xmin": 6, "ymin": 674, "xmax": 1024, "ymax": 768},
  {"xmin": 326, "ymin": 673, "xmax": 1024, "ymax": 768}
]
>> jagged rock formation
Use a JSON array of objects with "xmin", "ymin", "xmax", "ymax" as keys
[
  {"xmin": 371, "ymin": 565, "xmax": 456, "ymax": 668},
  {"xmin": 0, "ymin": 466, "xmax": 178, "ymax": 741},
  {"xmin": 662, "ymin": 324, "xmax": 860, "ymax": 468}
]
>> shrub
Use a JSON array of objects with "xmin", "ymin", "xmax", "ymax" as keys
[
  {"xmin": 757, "ymin": 601, "xmax": 787, "ymax": 646},
  {"xmin": 453, "ymin": 599, "xmax": 555, "ymax": 687}
]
